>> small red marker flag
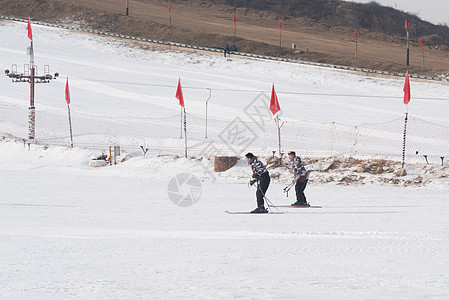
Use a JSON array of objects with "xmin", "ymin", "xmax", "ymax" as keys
[
  {"xmin": 175, "ymin": 78, "xmax": 185, "ymax": 108},
  {"xmin": 65, "ymin": 77, "xmax": 71, "ymax": 105},
  {"xmin": 419, "ymin": 39, "xmax": 423, "ymax": 50},
  {"xmin": 233, "ymin": 13, "xmax": 236, "ymax": 24},
  {"xmin": 355, "ymin": 28, "xmax": 357, "ymax": 40},
  {"xmin": 279, "ymin": 19, "xmax": 281, "ymax": 30},
  {"xmin": 27, "ymin": 17, "xmax": 33, "ymax": 41},
  {"xmin": 168, "ymin": 1, "xmax": 171, "ymax": 12},
  {"xmin": 270, "ymin": 84, "xmax": 281, "ymax": 115},
  {"xmin": 403, "ymin": 71, "xmax": 411, "ymax": 105},
  {"xmin": 404, "ymin": 18, "xmax": 408, "ymax": 30}
]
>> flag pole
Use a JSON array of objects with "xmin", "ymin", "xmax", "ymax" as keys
[
  {"xmin": 126, "ymin": 0, "xmax": 129, "ymax": 16},
  {"xmin": 168, "ymin": 1, "xmax": 172, "ymax": 27},
  {"xmin": 277, "ymin": 116, "xmax": 282, "ymax": 163},
  {"xmin": 29, "ymin": 40, "xmax": 36, "ymax": 141},
  {"xmin": 402, "ymin": 108, "xmax": 408, "ymax": 168},
  {"xmin": 279, "ymin": 19, "xmax": 282, "ymax": 50},
  {"xmin": 183, "ymin": 108, "xmax": 187, "ymax": 158},
  {"xmin": 422, "ymin": 45, "xmax": 425, "ymax": 69},
  {"xmin": 67, "ymin": 104, "xmax": 73, "ymax": 148},
  {"xmin": 355, "ymin": 28, "xmax": 358, "ymax": 62},
  {"xmin": 180, "ymin": 106, "xmax": 183, "ymax": 139},
  {"xmin": 28, "ymin": 17, "xmax": 35, "ymax": 141},
  {"xmin": 405, "ymin": 19, "xmax": 410, "ymax": 66},
  {"xmin": 407, "ymin": 31, "xmax": 410, "ymax": 66},
  {"xmin": 279, "ymin": 26, "xmax": 281, "ymax": 49},
  {"xmin": 422, "ymin": 49, "xmax": 425, "ymax": 69},
  {"xmin": 65, "ymin": 77, "xmax": 73, "ymax": 148},
  {"xmin": 233, "ymin": 12, "xmax": 236, "ymax": 44},
  {"xmin": 401, "ymin": 71, "xmax": 411, "ymax": 168},
  {"xmin": 270, "ymin": 84, "xmax": 282, "ymax": 162}
]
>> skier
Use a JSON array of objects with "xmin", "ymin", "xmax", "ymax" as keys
[
  {"xmin": 288, "ymin": 151, "xmax": 309, "ymax": 206},
  {"xmin": 224, "ymin": 44, "xmax": 230, "ymax": 57},
  {"xmin": 245, "ymin": 153, "xmax": 270, "ymax": 213}
]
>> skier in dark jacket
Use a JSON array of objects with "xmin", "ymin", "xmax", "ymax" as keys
[
  {"xmin": 245, "ymin": 153, "xmax": 270, "ymax": 213},
  {"xmin": 224, "ymin": 44, "xmax": 230, "ymax": 57},
  {"xmin": 288, "ymin": 151, "xmax": 309, "ymax": 206}
]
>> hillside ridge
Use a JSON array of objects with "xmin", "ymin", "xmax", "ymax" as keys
[{"xmin": 1, "ymin": 0, "xmax": 449, "ymax": 75}]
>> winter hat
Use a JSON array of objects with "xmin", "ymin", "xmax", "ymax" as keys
[{"xmin": 245, "ymin": 153, "xmax": 254, "ymax": 159}]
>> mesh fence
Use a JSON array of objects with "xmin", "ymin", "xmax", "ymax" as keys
[{"xmin": 1, "ymin": 102, "xmax": 448, "ymax": 165}]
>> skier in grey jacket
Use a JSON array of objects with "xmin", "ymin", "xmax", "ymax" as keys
[
  {"xmin": 288, "ymin": 151, "xmax": 309, "ymax": 206},
  {"xmin": 245, "ymin": 153, "xmax": 270, "ymax": 213}
]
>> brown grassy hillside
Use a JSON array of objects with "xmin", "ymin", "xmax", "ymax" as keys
[{"xmin": 1, "ymin": 0, "xmax": 449, "ymax": 75}]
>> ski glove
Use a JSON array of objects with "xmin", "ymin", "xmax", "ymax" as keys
[{"xmin": 249, "ymin": 179, "xmax": 257, "ymax": 186}]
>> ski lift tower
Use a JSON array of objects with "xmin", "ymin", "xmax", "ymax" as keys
[{"xmin": 4, "ymin": 26, "xmax": 59, "ymax": 141}]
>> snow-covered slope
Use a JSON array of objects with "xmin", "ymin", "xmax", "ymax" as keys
[
  {"xmin": 2, "ymin": 21, "xmax": 449, "ymax": 124},
  {"xmin": 1, "ymin": 20, "xmax": 449, "ymax": 299}
]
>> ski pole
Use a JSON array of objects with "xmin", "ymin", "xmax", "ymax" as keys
[
  {"xmin": 283, "ymin": 179, "xmax": 297, "ymax": 197},
  {"xmin": 255, "ymin": 183, "xmax": 279, "ymax": 212}
]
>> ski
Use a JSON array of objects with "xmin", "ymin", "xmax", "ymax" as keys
[
  {"xmin": 269, "ymin": 205, "xmax": 322, "ymax": 208},
  {"xmin": 225, "ymin": 210, "xmax": 284, "ymax": 214}
]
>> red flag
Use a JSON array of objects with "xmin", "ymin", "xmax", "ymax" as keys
[
  {"xmin": 168, "ymin": 1, "xmax": 171, "ymax": 12},
  {"xmin": 404, "ymin": 18, "xmax": 407, "ymax": 30},
  {"xmin": 270, "ymin": 84, "xmax": 281, "ymax": 115},
  {"xmin": 419, "ymin": 39, "xmax": 423, "ymax": 50},
  {"xmin": 279, "ymin": 19, "xmax": 281, "ymax": 30},
  {"xmin": 27, "ymin": 17, "xmax": 33, "ymax": 41},
  {"xmin": 65, "ymin": 77, "xmax": 71, "ymax": 105},
  {"xmin": 233, "ymin": 13, "xmax": 236, "ymax": 24},
  {"xmin": 175, "ymin": 78, "xmax": 185, "ymax": 108},
  {"xmin": 354, "ymin": 28, "xmax": 357, "ymax": 40},
  {"xmin": 403, "ymin": 71, "xmax": 411, "ymax": 105}
]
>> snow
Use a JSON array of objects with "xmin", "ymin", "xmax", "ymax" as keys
[{"xmin": 1, "ymin": 20, "xmax": 449, "ymax": 299}]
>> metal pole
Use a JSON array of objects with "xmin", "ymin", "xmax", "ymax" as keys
[
  {"xmin": 277, "ymin": 116, "xmax": 282, "ymax": 163},
  {"xmin": 279, "ymin": 28, "xmax": 281, "ymax": 50},
  {"xmin": 205, "ymin": 88, "xmax": 211, "ymax": 138},
  {"xmin": 184, "ymin": 108, "xmax": 187, "ymax": 158},
  {"xmin": 5, "ymin": 38, "xmax": 58, "ymax": 143},
  {"xmin": 180, "ymin": 106, "xmax": 182, "ymax": 139},
  {"xmin": 67, "ymin": 104, "xmax": 73, "ymax": 148},
  {"xmin": 126, "ymin": 0, "xmax": 129, "ymax": 16},
  {"xmin": 401, "ymin": 112, "xmax": 408, "ymax": 168},
  {"xmin": 406, "ymin": 31, "xmax": 410, "ymax": 66},
  {"xmin": 168, "ymin": 0, "xmax": 172, "ymax": 27},
  {"xmin": 233, "ymin": 11, "xmax": 236, "ymax": 44},
  {"xmin": 29, "ymin": 42, "xmax": 35, "ymax": 141},
  {"xmin": 422, "ymin": 49, "xmax": 425, "ymax": 69}
]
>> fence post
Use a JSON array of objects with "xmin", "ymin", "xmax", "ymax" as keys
[
  {"xmin": 277, "ymin": 116, "xmax": 282, "ymax": 163},
  {"xmin": 401, "ymin": 112, "xmax": 408, "ymax": 168}
]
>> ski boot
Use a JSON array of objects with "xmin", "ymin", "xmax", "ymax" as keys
[{"xmin": 251, "ymin": 206, "xmax": 268, "ymax": 213}]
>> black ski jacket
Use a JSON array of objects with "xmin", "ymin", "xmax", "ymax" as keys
[
  {"xmin": 249, "ymin": 156, "xmax": 268, "ymax": 179},
  {"xmin": 293, "ymin": 156, "xmax": 308, "ymax": 181}
]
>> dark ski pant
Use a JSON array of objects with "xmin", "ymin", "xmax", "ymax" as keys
[
  {"xmin": 295, "ymin": 179, "xmax": 308, "ymax": 203},
  {"xmin": 256, "ymin": 172, "xmax": 270, "ymax": 207}
]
